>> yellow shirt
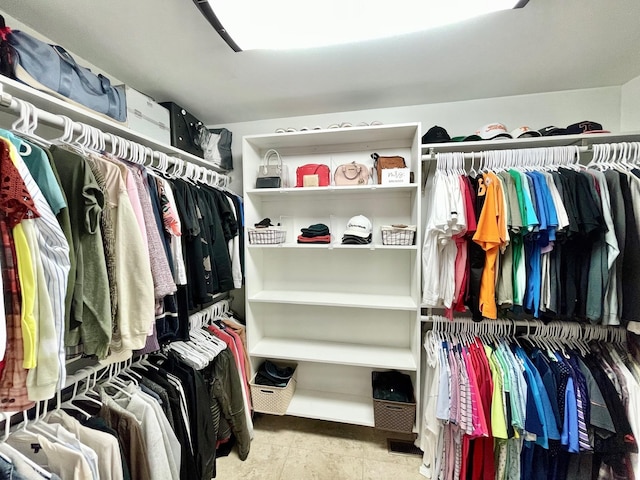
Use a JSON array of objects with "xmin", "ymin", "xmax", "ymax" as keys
[
  {"xmin": 12, "ymin": 222, "xmax": 37, "ymax": 368},
  {"xmin": 486, "ymin": 345, "xmax": 508, "ymax": 439}
]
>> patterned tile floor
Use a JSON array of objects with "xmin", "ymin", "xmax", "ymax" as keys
[{"xmin": 216, "ymin": 414, "xmax": 425, "ymax": 479}]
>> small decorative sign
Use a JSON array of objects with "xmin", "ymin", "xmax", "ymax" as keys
[{"xmin": 381, "ymin": 168, "xmax": 410, "ymax": 185}]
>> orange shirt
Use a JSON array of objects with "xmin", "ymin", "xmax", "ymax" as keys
[{"xmin": 472, "ymin": 172, "xmax": 508, "ymax": 319}]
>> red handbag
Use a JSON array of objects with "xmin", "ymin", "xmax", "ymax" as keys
[{"xmin": 295, "ymin": 163, "xmax": 330, "ymax": 187}]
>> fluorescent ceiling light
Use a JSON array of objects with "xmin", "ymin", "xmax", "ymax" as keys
[{"xmin": 196, "ymin": 1, "xmax": 528, "ymax": 51}]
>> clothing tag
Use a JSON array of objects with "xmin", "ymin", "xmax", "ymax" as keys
[{"xmin": 30, "ymin": 443, "xmax": 42, "ymax": 454}]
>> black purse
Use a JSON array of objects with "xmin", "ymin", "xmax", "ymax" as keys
[{"xmin": 160, "ymin": 101, "xmax": 205, "ymax": 158}]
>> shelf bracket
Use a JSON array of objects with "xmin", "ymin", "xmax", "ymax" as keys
[{"xmin": 0, "ymin": 84, "xmax": 12, "ymax": 108}]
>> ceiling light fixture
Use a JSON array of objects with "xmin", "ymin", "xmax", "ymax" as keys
[{"xmin": 193, "ymin": 0, "xmax": 529, "ymax": 52}]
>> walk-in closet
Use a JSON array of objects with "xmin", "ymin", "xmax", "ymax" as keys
[{"xmin": 0, "ymin": 1, "xmax": 638, "ymax": 479}]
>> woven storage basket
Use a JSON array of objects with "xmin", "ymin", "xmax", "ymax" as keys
[
  {"xmin": 372, "ymin": 370, "xmax": 415, "ymax": 432},
  {"xmin": 381, "ymin": 225, "xmax": 416, "ymax": 246},
  {"xmin": 373, "ymin": 398, "xmax": 416, "ymax": 433},
  {"xmin": 248, "ymin": 227, "xmax": 286, "ymax": 245},
  {"xmin": 250, "ymin": 364, "xmax": 297, "ymax": 415}
]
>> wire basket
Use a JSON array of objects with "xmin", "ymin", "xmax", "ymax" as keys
[
  {"xmin": 381, "ymin": 225, "xmax": 416, "ymax": 246},
  {"xmin": 248, "ymin": 227, "xmax": 287, "ymax": 245}
]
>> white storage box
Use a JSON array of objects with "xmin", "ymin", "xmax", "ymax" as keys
[{"xmin": 123, "ymin": 86, "xmax": 171, "ymax": 145}]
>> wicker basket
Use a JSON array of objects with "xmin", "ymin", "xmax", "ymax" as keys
[
  {"xmin": 381, "ymin": 225, "xmax": 416, "ymax": 246},
  {"xmin": 250, "ymin": 364, "xmax": 297, "ymax": 415},
  {"xmin": 372, "ymin": 370, "xmax": 415, "ymax": 432},
  {"xmin": 373, "ymin": 398, "xmax": 416, "ymax": 433},
  {"xmin": 248, "ymin": 227, "xmax": 287, "ymax": 245}
]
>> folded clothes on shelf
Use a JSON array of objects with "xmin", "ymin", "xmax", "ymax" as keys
[{"xmin": 297, "ymin": 223, "xmax": 331, "ymax": 243}]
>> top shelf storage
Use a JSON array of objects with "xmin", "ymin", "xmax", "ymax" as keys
[
  {"xmin": 244, "ymin": 123, "xmax": 419, "ymax": 155},
  {"xmin": 420, "ymin": 131, "xmax": 640, "ymax": 155},
  {"xmin": 0, "ymin": 75, "xmax": 225, "ymax": 172}
]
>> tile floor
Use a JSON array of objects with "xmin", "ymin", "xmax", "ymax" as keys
[{"xmin": 216, "ymin": 414, "xmax": 425, "ymax": 480}]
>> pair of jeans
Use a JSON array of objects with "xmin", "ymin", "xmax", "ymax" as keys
[{"xmin": 0, "ymin": 456, "xmax": 30, "ymax": 480}]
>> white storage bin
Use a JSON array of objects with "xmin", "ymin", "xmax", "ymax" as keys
[{"xmin": 123, "ymin": 86, "xmax": 171, "ymax": 145}]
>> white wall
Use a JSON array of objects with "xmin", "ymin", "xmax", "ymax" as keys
[
  {"xmin": 212, "ymin": 86, "xmax": 622, "ymax": 193},
  {"xmin": 621, "ymin": 75, "xmax": 640, "ymax": 132},
  {"xmin": 1, "ymin": 10, "xmax": 123, "ymax": 85}
]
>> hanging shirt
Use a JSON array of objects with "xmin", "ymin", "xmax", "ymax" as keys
[
  {"xmin": 51, "ymin": 145, "xmax": 112, "ymax": 359},
  {"xmin": 473, "ymin": 172, "xmax": 508, "ymax": 319}
]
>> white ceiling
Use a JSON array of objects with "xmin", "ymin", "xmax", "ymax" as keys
[{"xmin": 2, "ymin": 0, "xmax": 640, "ymax": 126}]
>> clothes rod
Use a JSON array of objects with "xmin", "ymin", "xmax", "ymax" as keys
[
  {"xmin": 0, "ymin": 84, "xmax": 228, "ymax": 181},
  {"xmin": 420, "ymin": 145, "xmax": 592, "ymax": 163}
]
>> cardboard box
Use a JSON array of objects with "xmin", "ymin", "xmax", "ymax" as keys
[{"xmin": 123, "ymin": 86, "xmax": 171, "ymax": 145}]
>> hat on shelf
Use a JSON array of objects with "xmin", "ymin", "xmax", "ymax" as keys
[
  {"xmin": 342, "ymin": 215, "xmax": 373, "ymax": 245},
  {"xmin": 343, "ymin": 215, "xmax": 372, "ymax": 237},
  {"xmin": 510, "ymin": 126, "xmax": 542, "ymax": 139},
  {"xmin": 422, "ymin": 125, "xmax": 451, "ymax": 144},
  {"xmin": 300, "ymin": 223, "xmax": 330, "ymax": 237},
  {"xmin": 297, "ymin": 223, "xmax": 331, "ymax": 244},
  {"xmin": 476, "ymin": 123, "xmax": 512, "ymax": 140},
  {"xmin": 254, "ymin": 218, "xmax": 273, "ymax": 228},
  {"xmin": 565, "ymin": 121, "xmax": 610, "ymax": 135},
  {"xmin": 538, "ymin": 126, "xmax": 567, "ymax": 136},
  {"xmin": 450, "ymin": 134, "xmax": 482, "ymax": 142}
]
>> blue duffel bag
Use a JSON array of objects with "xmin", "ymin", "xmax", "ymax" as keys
[{"xmin": 7, "ymin": 30, "xmax": 126, "ymax": 122}]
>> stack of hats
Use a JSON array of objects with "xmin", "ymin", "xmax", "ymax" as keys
[
  {"xmin": 341, "ymin": 215, "xmax": 372, "ymax": 245},
  {"xmin": 422, "ymin": 120, "xmax": 609, "ymax": 144},
  {"xmin": 297, "ymin": 223, "xmax": 331, "ymax": 244},
  {"xmin": 538, "ymin": 121, "xmax": 610, "ymax": 137},
  {"xmin": 254, "ymin": 360, "xmax": 295, "ymax": 388},
  {"xmin": 255, "ymin": 217, "xmax": 274, "ymax": 228}
]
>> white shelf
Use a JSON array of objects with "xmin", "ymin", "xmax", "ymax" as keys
[
  {"xmin": 286, "ymin": 389, "xmax": 375, "ymax": 427},
  {"xmin": 246, "ymin": 184, "xmax": 417, "ymax": 197},
  {"xmin": 244, "ymin": 122, "xmax": 422, "ymax": 427},
  {"xmin": 248, "ymin": 290, "xmax": 417, "ymax": 310},
  {"xmin": 0, "ymin": 76, "xmax": 225, "ymax": 171},
  {"xmin": 245, "ymin": 123, "xmax": 418, "ymax": 151},
  {"xmin": 251, "ymin": 338, "xmax": 417, "ymax": 370},
  {"xmin": 420, "ymin": 131, "xmax": 640, "ymax": 155}
]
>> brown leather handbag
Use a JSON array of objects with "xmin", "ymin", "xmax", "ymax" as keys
[{"xmin": 371, "ymin": 153, "xmax": 407, "ymax": 184}]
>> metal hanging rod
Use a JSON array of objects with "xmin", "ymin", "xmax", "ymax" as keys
[
  {"xmin": 421, "ymin": 145, "xmax": 593, "ymax": 163},
  {"xmin": 0, "ymin": 83, "xmax": 230, "ymax": 186}
]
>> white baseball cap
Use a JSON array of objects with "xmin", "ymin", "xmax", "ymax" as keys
[
  {"xmin": 344, "ymin": 215, "xmax": 372, "ymax": 238},
  {"xmin": 510, "ymin": 126, "xmax": 542, "ymax": 139},
  {"xmin": 476, "ymin": 123, "xmax": 512, "ymax": 140}
]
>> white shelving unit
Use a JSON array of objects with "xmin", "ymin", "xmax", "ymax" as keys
[{"xmin": 243, "ymin": 123, "xmax": 422, "ymax": 426}]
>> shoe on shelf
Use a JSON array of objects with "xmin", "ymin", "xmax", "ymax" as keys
[
  {"xmin": 275, "ymin": 128, "xmax": 286, "ymax": 133},
  {"xmin": 340, "ymin": 122, "xmax": 353, "ymax": 128},
  {"xmin": 370, "ymin": 121, "xmax": 383, "ymax": 126},
  {"xmin": 286, "ymin": 127, "xmax": 297, "ymax": 133},
  {"xmin": 327, "ymin": 124, "xmax": 340, "ymax": 129}
]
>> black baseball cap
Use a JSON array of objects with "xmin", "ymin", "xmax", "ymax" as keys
[
  {"xmin": 450, "ymin": 135, "xmax": 482, "ymax": 142},
  {"xmin": 422, "ymin": 126, "xmax": 451, "ymax": 144},
  {"xmin": 538, "ymin": 126, "xmax": 567, "ymax": 136},
  {"xmin": 565, "ymin": 121, "xmax": 609, "ymax": 135}
]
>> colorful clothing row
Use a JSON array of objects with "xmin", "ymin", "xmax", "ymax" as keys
[
  {"xmin": 422, "ymin": 164, "xmax": 638, "ymax": 329},
  {"xmin": 420, "ymin": 330, "xmax": 640, "ymax": 480},
  {"xmin": 0, "ymin": 130, "xmax": 242, "ymax": 412}
]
